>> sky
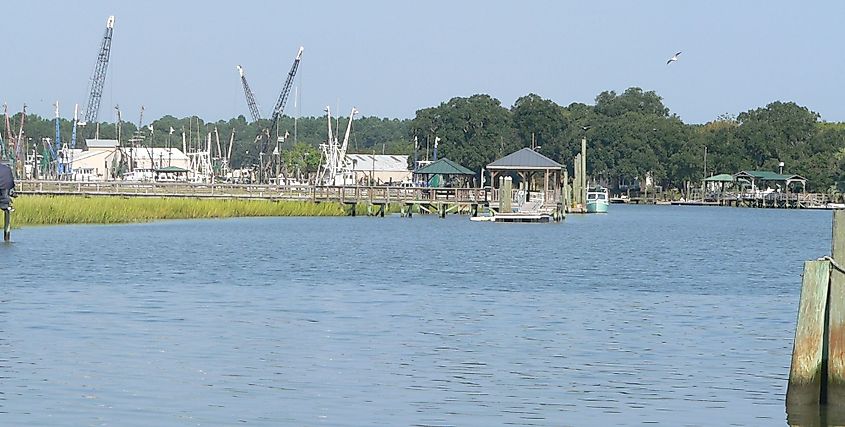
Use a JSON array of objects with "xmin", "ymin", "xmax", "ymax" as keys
[{"xmin": 2, "ymin": 1, "xmax": 844, "ymax": 125}]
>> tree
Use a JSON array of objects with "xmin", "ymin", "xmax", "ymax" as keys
[
  {"xmin": 409, "ymin": 94, "xmax": 517, "ymax": 173},
  {"xmin": 736, "ymin": 101, "xmax": 820, "ymax": 169}
]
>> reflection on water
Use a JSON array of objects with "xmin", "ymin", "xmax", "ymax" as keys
[
  {"xmin": 787, "ymin": 403, "xmax": 845, "ymax": 427},
  {"xmin": 0, "ymin": 206, "xmax": 835, "ymax": 425}
]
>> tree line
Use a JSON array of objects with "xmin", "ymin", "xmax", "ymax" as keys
[{"xmin": 3, "ymin": 87, "xmax": 844, "ymax": 192}]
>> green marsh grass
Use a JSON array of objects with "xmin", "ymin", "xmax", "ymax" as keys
[{"xmin": 13, "ymin": 196, "xmax": 348, "ymax": 226}]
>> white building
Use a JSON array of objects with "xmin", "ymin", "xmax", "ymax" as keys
[
  {"xmin": 64, "ymin": 139, "xmax": 191, "ymax": 182},
  {"xmin": 344, "ymin": 154, "xmax": 411, "ymax": 185},
  {"xmin": 69, "ymin": 139, "xmax": 122, "ymax": 181}
]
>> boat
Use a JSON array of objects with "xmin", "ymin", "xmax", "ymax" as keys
[
  {"xmin": 470, "ymin": 211, "xmax": 552, "ymax": 223},
  {"xmin": 586, "ymin": 186, "xmax": 609, "ymax": 213}
]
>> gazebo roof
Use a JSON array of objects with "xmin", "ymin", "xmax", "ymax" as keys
[
  {"xmin": 487, "ymin": 147, "xmax": 562, "ymax": 170},
  {"xmin": 734, "ymin": 170, "xmax": 806, "ymax": 182},
  {"xmin": 703, "ymin": 173, "xmax": 735, "ymax": 182},
  {"xmin": 415, "ymin": 158, "xmax": 475, "ymax": 175}
]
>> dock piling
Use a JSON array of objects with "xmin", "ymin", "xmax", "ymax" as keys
[
  {"xmin": 3, "ymin": 208, "xmax": 9, "ymax": 242},
  {"xmin": 828, "ymin": 210, "xmax": 845, "ymax": 406},
  {"xmin": 787, "ymin": 210, "xmax": 845, "ymax": 411},
  {"xmin": 787, "ymin": 260, "xmax": 831, "ymax": 406}
]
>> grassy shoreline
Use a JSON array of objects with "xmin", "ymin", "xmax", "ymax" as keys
[{"xmin": 11, "ymin": 195, "xmax": 351, "ymax": 226}]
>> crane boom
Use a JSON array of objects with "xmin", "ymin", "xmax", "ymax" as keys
[
  {"xmin": 256, "ymin": 46, "xmax": 304, "ymax": 181},
  {"xmin": 237, "ymin": 65, "xmax": 262, "ymax": 122},
  {"xmin": 83, "ymin": 15, "xmax": 115, "ymax": 125},
  {"xmin": 262, "ymin": 46, "xmax": 304, "ymax": 153}
]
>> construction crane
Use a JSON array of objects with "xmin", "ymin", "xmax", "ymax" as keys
[
  {"xmin": 255, "ymin": 46, "xmax": 304, "ymax": 182},
  {"xmin": 82, "ymin": 15, "xmax": 115, "ymax": 127},
  {"xmin": 237, "ymin": 65, "xmax": 262, "ymax": 123}
]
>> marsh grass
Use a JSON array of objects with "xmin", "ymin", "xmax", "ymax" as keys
[{"xmin": 13, "ymin": 196, "xmax": 348, "ymax": 226}]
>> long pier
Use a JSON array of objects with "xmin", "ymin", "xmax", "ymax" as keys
[{"xmin": 16, "ymin": 180, "xmax": 489, "ymax": 206}]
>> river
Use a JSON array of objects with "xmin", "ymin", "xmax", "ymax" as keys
[{"xmin": 0, "ymin": 205, "xmax": 832, "ymax": 426}]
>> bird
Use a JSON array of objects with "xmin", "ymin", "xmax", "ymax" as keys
[{"xmin": 666, "ymin": 51, "xmax": 682, "ymax": 65}]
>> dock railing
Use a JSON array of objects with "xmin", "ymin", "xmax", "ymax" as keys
[{"xmin": 16, "ymin": 180, "xmax": 490, "ymax": 205}]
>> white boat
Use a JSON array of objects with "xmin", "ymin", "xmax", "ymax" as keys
[{"xmin": 586, "ymin": 186, "xmax": 609, "ymax": 213}]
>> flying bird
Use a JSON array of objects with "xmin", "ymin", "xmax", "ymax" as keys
[{"xmin": 666, "ymin": 51, "xmax": 682, "ymax": 65}]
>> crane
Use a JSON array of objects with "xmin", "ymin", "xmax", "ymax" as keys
[
  {"xmin": 237, "ymin": 65, "xmax": 262, "ymax": 123},
  {"xmin": 82, "ymin": 16, "xmax": 115, "ymax": 127},
  {"xmin": 256, "ymin": 46, "xmax": 303, "ymax": 182}
]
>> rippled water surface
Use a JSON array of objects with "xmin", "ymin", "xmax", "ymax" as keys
[{"xmin": 0, "ymin": 205, "xmax": 833, "ymax": 426}]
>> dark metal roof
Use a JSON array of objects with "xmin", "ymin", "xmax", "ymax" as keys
[
  {"xmin": 487, "ymin": 148, "xmax": 563, "ymax": 170},
  {"xmin": 415, "ymin": 158, "xmax": 475, "ymax": 175}
]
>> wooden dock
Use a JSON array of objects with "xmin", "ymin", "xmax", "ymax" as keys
[{"xmin": 15, "ymin": 180, "xmax": 498, "ymax": 218}]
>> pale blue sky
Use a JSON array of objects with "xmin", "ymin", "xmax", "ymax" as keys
[{"xmin": 2, "ymin": 1, "xmax": 843, "ymax": 124}]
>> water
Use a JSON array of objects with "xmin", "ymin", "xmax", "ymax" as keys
[{"xmin": 0, "ymin": 205, "xmax": 833, "ymax": 426}]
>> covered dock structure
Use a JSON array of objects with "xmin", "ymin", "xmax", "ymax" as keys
[
  {"xmin": 486, "ymin": 148, "xmax": 564, "ymax": 213},
  {"xmin": 414, "ymin": 158, "xmax": 475, "ymax": 187}
]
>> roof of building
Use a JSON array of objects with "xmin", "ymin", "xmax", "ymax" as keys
[
  {"xmin": 487, "ymin": 147, "xmax": 562, "ymax": 170},
  {"xmin": 415, "ymin": 158, "xmax": 475, "ymax": 175},
  {"xmin": 703, "ymin": 173, "xmax": 735, "ymax": 182},
  {"xmin": 344, "ymin": 154, "xmax": 409, "ymax": 172},
  {"xmin": 86, "ymin": 139, "xmax": 119, "ymax": 149},
  {"xmin": 734, "ymin": 170, "xmax": 807, "ymax": 182}
]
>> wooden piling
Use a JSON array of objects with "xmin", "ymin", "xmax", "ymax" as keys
[
  {"xmin": 3, "ymin": 208, "xmax": 9, "ymax": 242},
  {"xmin": 829, "ymin": 210, "xmax": 845, "ymax": 406},
  {"xmin": 573, "ymin": 154, "xmax": 581, "ymax": 208},
  {"xmin": 787, "ymin": 260, "xmax": 832, "ymax": 406},
  {"xmin": 502, "ymin": 176, "xmax": 513, "ymax": 213}
]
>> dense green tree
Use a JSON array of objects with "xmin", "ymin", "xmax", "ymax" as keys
[{"xmin": 409, "ymin": 94, "xmax": 518, "ymax": 173}]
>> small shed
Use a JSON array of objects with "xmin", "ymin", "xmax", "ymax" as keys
[
  {"xmin": 414, "ymin": 158, "xmax": 475, "ymax": 187},
  {"xmin": 487, "ymin": 148, "xmax": 563, "ymax": 206},
  {"xmin": 703, "ymin": 173, "xmax": 737, "ymax": 192}
]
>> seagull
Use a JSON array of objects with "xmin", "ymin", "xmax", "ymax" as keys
[{"xmin": 666, "ymin": 51, "xmax": 682, "ymax": 65}]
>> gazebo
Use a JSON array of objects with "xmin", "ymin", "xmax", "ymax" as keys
[
  {"xmin": 154, "ymin": 166, "xmax": 189, "ymax": 182},
  {"xmin": 486, "ymin": 148, "xmax": 563, "ymax": 207},
  {"xmin": 733, "ymin": 170, "xmax": 807, "ymax": 193},
  {"xmin": 414, "ymin": 158, "xmax": 475, "ymax": 187}
]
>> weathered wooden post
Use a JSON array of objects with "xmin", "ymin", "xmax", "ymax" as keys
[
  {"xmin": 829, "ymin": 210, "xmax": 845, "ymax": 406},
  {"xmin": 563, "ymin": 169, "xmax": 570, "ymax": 213},
  {"xmin": 573, "ymin": 154, "xmax": 580, "ymax": 208},
  {"xmin": 581, "ymin": 137, "xmax": 587, "ymax": 203},
  {"xmin": 3, "ymin": 207, "xmax": 9, "ymax": 242},
  {"xmin": 1, "ymin": 188, "xmax": 10, "ymax": 242},
  {"xmin": 501, "ymin": 176, "xmax": 513, "ymax": 213},
  {"xmin": 787, "ymin": 211, "xmax": 845, "ymax": 415},
  {"xmin": 787, "ymin": 260, "xmax": 831, "ymax": 406}
]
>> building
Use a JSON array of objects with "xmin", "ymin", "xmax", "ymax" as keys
[
  {"xmin": 63, "ymin": 139, "xmax": 191, "ymax": 182},
  {"xmin": 344, "ymin": 154, "xmax": 411, "ymax": 185},
  {"xmin": 69, "ymin": 139, "xmax": 122, "ymax": 181}
]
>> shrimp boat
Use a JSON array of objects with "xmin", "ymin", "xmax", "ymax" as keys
[{"xmin": 586, "ymin": 186, "xmax": 609, "ymax": 213}]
